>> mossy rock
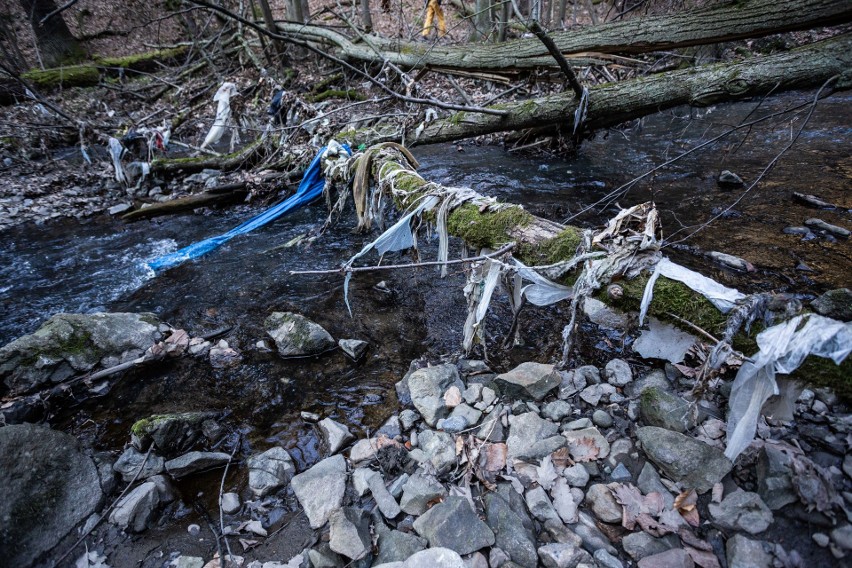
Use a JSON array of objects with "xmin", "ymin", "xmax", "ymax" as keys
[
  {"xmin": 130, "ymin": 411, "xmax": 215, "ymax": 455},
  {"xmin": 264, "ymin": 312, "xmax": 335, "ymax": 358}
]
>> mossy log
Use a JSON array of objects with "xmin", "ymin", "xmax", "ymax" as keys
[
  {"xmin": 121, "ymin": 184, "xmax": 248, "ymax": 221},
  {"xmin": 274, "ymin": 0, "xmax": 852, "ymax": 73},
  {"xmin": 150, "ymin": 139, "xmax": 268, "ymax": 176},
  {"xmin": 346, "ymin": 147, "xmax": 851, "ymax": 397}
]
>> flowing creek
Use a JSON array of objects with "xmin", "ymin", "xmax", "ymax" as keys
[{"xmin": 0, "ymin": 91, "xmax": 849, "ymax": 565}]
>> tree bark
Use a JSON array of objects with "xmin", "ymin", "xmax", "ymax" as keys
[
  {"xmin": 360, "ymin": 0, "xmax": 373, "ymax": 32},
  {"xmin": 256, "ymin": 0, "xmax": 290, "ymax": 66},
  {"xmin": 18, "ymin": 0, "xmax": 84, "ymax": 67},
  {"xmin": 388, "ymin": 33, "xmax": 852, "ymax": 146},
  {"xmin": 275, "ymin": 0, "xmax": 852, "ymax": 73}
]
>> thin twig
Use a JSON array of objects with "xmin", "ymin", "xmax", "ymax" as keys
[
  {"xmin": 290, "ymin": 241, "xmax": 516, "ymax": 275},
  {"xmin": 218, "ymin": 435, "xmax": 240, "ymax": 563}
]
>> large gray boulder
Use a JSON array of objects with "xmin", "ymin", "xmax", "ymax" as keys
[
  {"xmin": 412, "ymin": 496, "xmax": 495, "ymax": 555},
  {"xmin": 0, "ymin": 312, "xmax": 161, "ymax": 395},
  {"xmin": 494, "ymin": 362, "xmax": 561, "ymax": 401},
  {"xmin": 264, "ymin": 312, "xmax": 335, "ymax": 357},
  {"xmin": 407, "ymin": 364, "xmax": 464, "ymax": 427},
  {"xmin": 637, "ymin": 426, "xmax": 732, "ymax": 494},
  {"xmin": 0, "ymin": 424, "xmax": 104, "ymax": 567}
]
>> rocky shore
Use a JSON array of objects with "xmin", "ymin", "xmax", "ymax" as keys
[{"xmin": 1, "ymin": 303, "xmax": 851, "ymax": 568}]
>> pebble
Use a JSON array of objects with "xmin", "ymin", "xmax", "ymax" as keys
[
  {"xmin": 813, "ymin": 533, "xmax": 830, "ymax": 547},
  {"xmin": 610, "ymin": 462, "xmax": 632, "ymax": 481},
  {"xmin": 221, "ymin": 492, "xmax": 240, "ymax": 514},
  {"xmin": 592, "ymin": 410, "xmax": 613, "ymax": 428},
  {"xmin": 187, "ymin": 523, "xmax": 201, "ymax": 536}
]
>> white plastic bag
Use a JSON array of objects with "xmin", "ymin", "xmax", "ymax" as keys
[{"xmin": 201, "ymin": 82, "xmax": 239, "ymax": 149}]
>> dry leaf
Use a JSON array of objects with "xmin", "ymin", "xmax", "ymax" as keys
[
  {"xmin": 609, "ymin": 483, "xmax": 664, "ymax": 531},
  {"xmin": 536, "ymin": 456, "xmax": 558, "ymax": 491},
  {"xmin": 674, "ymin": 489, "xmax": 700, "ymax": 526},
  {"xmin": 551, "ymin": 447, "xmax": 573, "ymax": 468},
  {"xmin": 444, "ymin": 386, "xmax": 462, "ymax": 408},
  {"xmin": 567, "ymin": 436, "xmax": 601, "ymax": 463},
  {"xmin": 711, "ymin": 483, "xmax": 724, "ymax": 504},
  {"xmin": 455, "ymin": 435, "xmax": 464, "ymax": 456},
  {"xmin": 238, "ymin": 538, "xmax": 258, "ymax": 551},
  {"xmin": 481, "ymin": 443, "xmax": 507, "ymax": 474}
]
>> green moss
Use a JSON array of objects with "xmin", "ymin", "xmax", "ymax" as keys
[
  {"xmin": 96, "ymin": 46, "xmax": 187, "ymax": 69},
  {"xmin": 305, "ymin": 89, "xmax": 365, "ymax": 103},
  {"xmin": 533, "ymin": 227, "xmax": 582, "ymax": 265},
  {"xmin": 22, "ymin": 65, "xmax": 100, "ymax": 88},
  {"xmin": 449, "ymin": 111, "xmax": 467, "ymax": 125},
  {"xmin": 446, "ymin": 203, "xmax": 533, "ymax": 250}
]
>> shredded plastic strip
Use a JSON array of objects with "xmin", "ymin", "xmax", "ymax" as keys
[
  {"xmin": 725, "ymin": 314, "xmax": 852, "ymax": 461},
  {"xmin": 148, "ymin": 144, "xmax": 350, "ymax": 272}
]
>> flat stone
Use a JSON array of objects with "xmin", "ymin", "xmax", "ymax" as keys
[
  {"xmin": 563, "ymin": 463, "xmax": 590, "ymax": 487},
  {"xmin": 637, "ymin": 549, "xmax": 694, "ymax": 568},
  {"xmin": 398, "ymin": 548, "xmax": 466, "ymax": 568},
  {"xmin": 637, "ymin": 426, "xmax": 732, "ymax": 494},
  {"xmin": 525, "ymin": 485, "xmax": 560, "ymax": 523},
  {"xmin": 639, "ymin": 387, "xmax": 696, "ymax": 433},
  {"xmin": 484, "ymin": 492, "xmax": 538, "ymax": 568},
  {"xmin": 584, "ymin": 297, "xmax": 630, "ymax": 331},
  {"xmin": 291, "ymin": 455, "xmax": 347, "ymax": 528},
  {"xmin": 264, "ymin": 311, "xmax": 335, "ymax": 357},
  {"xmin": 463, "ymin": 383, "xmax": 484, "ymax": 404},
  {"xmin": 726, "ymin": 534, "xmax": 773, "ymax": 568},
  {"xmin": 811, "ymin": 288, "xmax": 852, "ymax": 321},
  {"xmin": 412, "ymin": 496, "xmax": 494, "ymax": 555},
  {"xmin": 604, "ymin": 359, "xmax": 633, "ymax": 387},
  {"xmin": 756, "ymin": 444, "xmax": 796, "ymax": 510},
  {"xmin": 408, "ymin": 364, "xmax": 464, "ymax": 427},
  {"xmin": 625, "ymin": 370, "xmax": 672, "ymax": 399},
  {"xmin": 558, "ymin": 370, "xmax": 587, "ymax": 399},
  {"xmin": 440, "ymin": 415, "xmax": 467, "ymax": 433},
  {"xmin": 109, "ymin": 203, "xmax": 132, "ymax": 215},
  {"xmin": 165, "ymin": 451, "xmax": 230, "ymax": 478},
  {"xmin": 586, "ymin": 484, "xmax": 622, "ymax": 523},
  {"xmin": 610, "ymin": 462, "xmax": 632, "ymax": 482},
  {"xmin": 709, "ymin": 490, "xmax": 773, "ymax": 534},
  {"xmin": 399, "ymin": 472, "xmax": 447, "ymax": 515},
  {"xmin": 113, "ymin": 446, "xmax": 165, "ymax": 482},
  {"xmin": 109, "ymin": 475, "xmax": 174, "ymax": 533},
  {"xmin": 494, "ymin": 362, "xmax": 561, "ymax": 401},
  {"xmin": 563, "ymin": 427, "xmax": 610, "ymax": 461},
  {"xmin": 352, "ymin": 467, "xmax": 376, "ymax": 496},
  {"xmin": 592, "ymin": 410, "xmax": 613, "ymax": 428},
  {"xmin": 0, "ymin": 424, "xmax": 105, "ymax": 566},
  {"xmin": 475, "ymin": 404, "xmax": 506, "ymax": 442},
  {"xmin": 418, "ymin": 429, "xmax": 457, "ymax": 474},
  {"xmin": 507, "ymin": 412, "xmax": 565, "ymax": 460},
  {"xmin": 537, "ymin": 543, "xmax": 593, "ymax": 568},
  {"xmin": 248, "ymin": 447, "xmax": 295, "ymax": 497},
  {"xmin": 329, "ymin": 507, "xmax": 371, "ymax": 560},
  {"xmin": 338, "ymin": 338, "xmax": 368, "ymax": 360},
  {"xmin": 805, "ymin": 218, "xmax": 851, "ymax": 238},
  {"xmin": 373, "ymin": 523, "xmax": 427, "ymax": 565},
  {"xmin": 543, "ymin": 400, "xmax": 573, "ymax": 421},
  {"xmin": 173, "ymin": 557, "xmax": 204, "ymax": 568},
  {"xmin": 318, "ymin": 418, "xmax": 355, "ymax": 454},
  {"xmin": 562, "ymin": 418, "xmax": 593, "ymax": 431},
  {"xmin": 622, "ymin": 532, "xmax": 679, "ymax": 561},
  {"xmin": 308, "ymin": 543, "xmax": 345, "ymax": 568},
  {"xmin": 221, "ymin": 492, "xmax": 240, "ymax": 514},
  {"xmin": 579, "ymin": 383, "xmax": 616, "ymax": 406},
  {"xmin": 633, "ymin": 318, "xmax": 697, "ymax": 364},
  {"xmin": 368, "ymin": 472, "xmax": 402, "ymax": 519},
  {"xmin": 448, "ymin": 403, "xmax": 482, "ymax": 429}
]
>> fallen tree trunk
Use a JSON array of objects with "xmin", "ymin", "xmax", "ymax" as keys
[
  {"xmin": 341, "ymin": 33, "xmax": 850, "ymax": 146},
  {"xmin": 274, "ymin": 0, "xmax": 852, "ymax": 72},
  {"xmin": 121, "ymin": 184, "xmax": 248, "ymax": 221}
]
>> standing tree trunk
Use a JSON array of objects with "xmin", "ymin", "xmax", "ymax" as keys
[
  {"xmin": 472, "ymin": 0, "xmax": 492, "ymax": 40},
  {"xmin": 256, "ymin": 0, "xmax": 290, "ymax": 67},
  {"xmin": 286, "ymin": 0, "xmax": 304, "ymax": 22},
  {"xmin": 300, "ymin": 0, "xmax": 311, "ymax": 21},
  {"xmin": 497, "ymin": 0, "xmax": 510, "ymax": 41},
  {"xmin": 360, "ymin": 0, "xmax": 373, "ymax": 32},
  {"xmin": 18, "ymin": 0, "xmax": 84, "ymax": 67}
]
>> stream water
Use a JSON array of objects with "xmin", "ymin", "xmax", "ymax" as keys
[{"xmin": 0, "ymin": 91, "xmax": 850, "ymax": 564}]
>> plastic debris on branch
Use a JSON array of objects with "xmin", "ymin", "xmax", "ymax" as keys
[
  {"xmin": 201, "ymin": 82, "xmax": 239, "ymax": 150},
  {"xmin": 148, "ymin": 142, "xmax": 350, "ymax": 273},
  {"xmin": 725, "ymin": 314, "xmax": 852, "ymax": 461}
]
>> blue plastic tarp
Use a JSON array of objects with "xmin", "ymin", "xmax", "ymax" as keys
[{"xmin": 148, "ymin": 144, "xmax": 349, "ymax": 272}]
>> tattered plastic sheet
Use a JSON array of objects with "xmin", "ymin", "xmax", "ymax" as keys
[
  {"xmin": 201, "ymin": 82, "xmax": 238, "ymax": 149},
  {"xmin": 725, "ymin": 314, "xmax": 852, "ymax": 460},
  {"xmin": 513, "ymin": 260, "xmax": 574, "ymax": 306},
  {"xmin": 108, "ymin": 137, "xmax": 125, "ymax": 183},
  {"xmin": 640, "ymin": 257, "xmax": 746, "ymax": 325},
  {"xmin": 462, "ymin": 260, "xmax": 503, "ymax": 352}
]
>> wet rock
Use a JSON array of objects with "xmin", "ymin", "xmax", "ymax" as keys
[
  {"xmin": 718, "ymin": 170, "xmax": 744, "ymax": 187},
  {"xmin": 248, "ymin": 446, "xmax": 295, "ymax": 497},
  {"xmin": 811, "ymin": 288, "xmax": 852, "ymax": 321},
  {"xmin": 494, "ymin": 362, "xmax": 561, "ymax": 401},
  {"xmin": 165, "ymin": 451, "xmax": 230, "ymax": 478},
  {"xmin": 113, "ymin": 446, "xmax": 165, "ymax": 481},
  {"xmin": 638, "ymin": 548, "xmax": 694, "ymax": 568},
  {"xmin": 301, "ymin": 411, "xmax": 321, "ymax": 422},
  {"xmin": 537, "ymin": 543, "xmax": 593, "ymax": 568},
  {"xmin": 398, "ymin": 547, "xmax": 466, "ymax": 567},
  {"xmin": 399, "ymin": 472, "xmax": 447, "ymax": 515},
  {"xmin": 756, "ymin": 444, "xmax": 796, "ymax": 510},
  {"xmin": 329, "ymin": 507, "xmax": 371, "ymax": 560},
  {"xmin": 563, "ymin": 463, "xmax": 590, "ymax": 487},
  {"xmin": 399, "ymin": 409, "xmax": 420, "ymax": 430},
  {"xmin": 412, "ymin": 496, "xmax": 495, "ymax": 555},
  {"xmin": 709, "ymin": 490, "xmax": 773, "ymax": 534},
  {"xmin": 291, "ymin": 454, "xmax": 347, "ymax": 528},
  {"xmin": 209, "ymin": 339, "xmax": 241, "ymax": 367},
  {"xmin": 563, "ymin": 427, "xmax": 610, "ymax": 461},
  {"xmin": 221, "ymin": 492, "xmax": 241, "ymax": 514},
  {"xmin": 637, "ymin": 426, "xmax": 732, "ymax": 494},
  {"xmin": 633, "ymin": 318, "xmax": 697, "ymax": 364},
  {"xmin": 264, "ymin": 312, "xmax": 335, "ymax": 357},
  {"xmin": 604, "ymin": 359, "xmax": 632, "ymax": 387},
  {"xmin": 805, "ymin": 218, "xmax": 850, "ymax": 238},
  {"xmin": 525, "ymin": 485, "xmax": 561, "ymax": 523},
  {"xmin": 484, "ymin": 492, "xmax": 538, "ymax": 568},
  {"xmin": 374, "ymin": 523, "xmax": 427, "ymax": 564},
  {"xmin": 418, "ymin": 429, "xmax": 457, "ymax": 474},
  {"xmin": 543, "ymin": 400, "xmax": 573, "ymax": 421},
  {"xmin": 408, "ymin": 364, "xmax": 464, "ymax": 427},
  {"xmin": 0, "ymin": 312, "xmax": 161, "ymax": 396},
  {"xmin": 130, "ymin": 411, "xmax": 213, "ymax": 455},
  {"xmin": 339, "ymin": 338, "xmax": 368, "ymax": 360},
  {"xmin": 318, "ymin": 417, "xmax": 355, "ymax": 454},
  {"xmin": 637, "ymin": 463, "xmax": 675, "ymax": 508},
  {"xmin": 726, "ymin": 534, "xmax": 773, "ymax": 568},
  {"xmin": 0, "ymin": 424, "xmax": 104, "ymax": 566},
  {"xmin": 622, "ymin": 532, "xmax": 679, "ymax": 561},
  {"xmin": 109, "ymin": 474, "xmax": 174, "ymax": 533},
  {"xmin": 640, "ymin": 388, "xmax": 696, "ymax": 433},
  {"xmin": 507, "ymin": 412, "xmax": 565, "ymax": 460},
  {"xmin": 586, "ymin": 484, "xmax": 622, "ymax": 523},
  {"xmin": 592, "ymin": 410, "xmax": 613, "ymax": 428},
  {"xmin": 579, "ymin": 383, "xmax": 616, "ymax": 406}
]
